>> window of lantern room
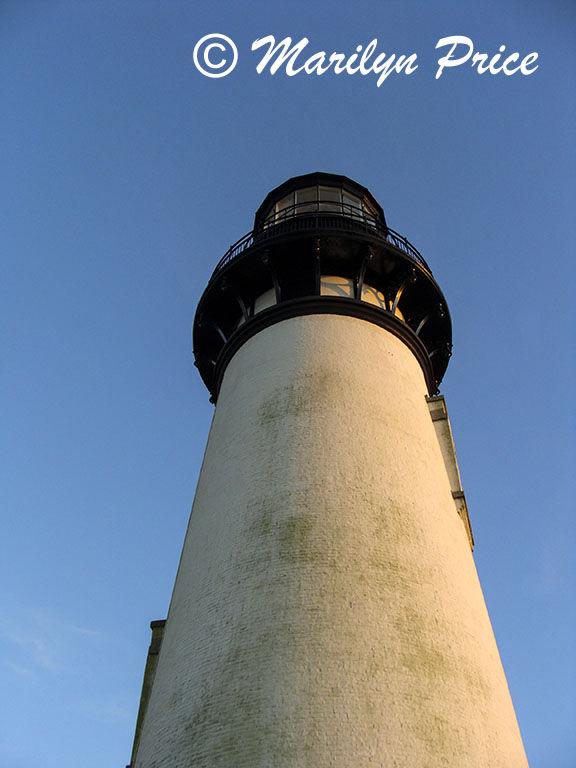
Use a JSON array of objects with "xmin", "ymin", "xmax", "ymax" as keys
[
  {"xmin": 275, "ymin": 193, "xmax": 293, "ymax": 222},
  {"xmin": 318, "ymin": 186, "xmax": 341, "ymax": 213},
  {"xmin": 296, "ymin": 187, "xmax": 316, "ymax": 214},
  {"xmin": 266, "ymin": 185, "xmax": 375, "ymax": 227},
  {"xmin": 343, "ymin": 191, "xmax": 363, "ymax": 220}
]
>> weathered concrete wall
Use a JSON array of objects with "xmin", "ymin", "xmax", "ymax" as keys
[{"xmin": 134, "ymin": 314, "xmax": 528, "ymax": 767}]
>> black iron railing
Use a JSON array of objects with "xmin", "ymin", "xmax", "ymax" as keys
[{"xmin": 209, "ymin": 201, "xmax": 431, "ymax": 281}]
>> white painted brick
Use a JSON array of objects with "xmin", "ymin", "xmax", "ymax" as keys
[{"xmin": 134, "ymin": 314, "xmax": 528, "ymax": 767}]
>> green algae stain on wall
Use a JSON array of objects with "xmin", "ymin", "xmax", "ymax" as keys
[
  {"xmin": 180, "ymin": 640, "xmax": 269, "ymax": 768},
  {"xmin": 180, "ymin": 620, "xmax": 322, "ymax": 767},
  {"xmin": 258, "ymin": 367, "xmax": 349, "ymax": 428},
  {"xmin": 276, "ymin": 515, "xmax": 317, "ymax": 564}
]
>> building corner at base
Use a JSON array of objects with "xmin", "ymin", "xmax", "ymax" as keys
[{"xmin": 127, "ymin": 619, "xmax": 166, "ymax": 768}]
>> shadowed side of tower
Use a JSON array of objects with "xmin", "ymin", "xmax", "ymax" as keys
[{"xmin": 128, "ymin": 174, "xmax": 528, "ymax": 767}]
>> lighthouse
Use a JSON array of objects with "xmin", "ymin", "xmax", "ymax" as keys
[{"xmin": 128, "ymin": 173, "xmax": 528, "ymax": 767}]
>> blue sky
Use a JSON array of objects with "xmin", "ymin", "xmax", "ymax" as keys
[{"xmin": 1, "ymin": 2, "xmax": 574, "ymax": 766}]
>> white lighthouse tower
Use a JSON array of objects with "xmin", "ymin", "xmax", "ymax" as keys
[{"xmin": 128, "ymin": 173, "xmax": 528, "ymax": 767}]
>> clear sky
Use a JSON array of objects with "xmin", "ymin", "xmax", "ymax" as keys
[{"xmin": 1, "ymin": 2, "xmax": 574, "ymax": 766}]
